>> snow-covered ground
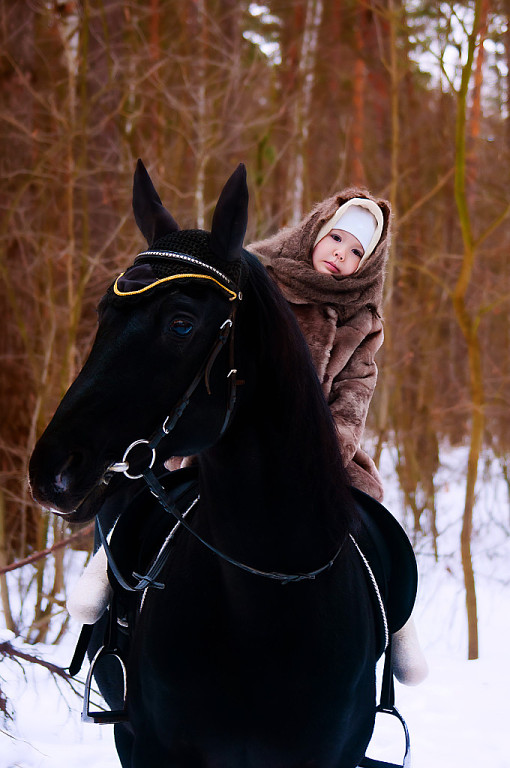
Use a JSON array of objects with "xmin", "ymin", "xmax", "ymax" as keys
[{"xmin": 1, "ymin": 448, "xmax": 509, "ymax": 767}]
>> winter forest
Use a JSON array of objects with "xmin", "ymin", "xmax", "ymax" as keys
[{"xmin": 1, "ymin": 0, "xmax": 509, "ymax": 764}]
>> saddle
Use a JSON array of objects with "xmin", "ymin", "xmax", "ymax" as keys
[
  {"xmin": 353, "ymin": 487, "xmax": 417, "ymax": 637},
  {"xmin": 352, "ymin": 487, "xmax": 416, "ymax": 768}
]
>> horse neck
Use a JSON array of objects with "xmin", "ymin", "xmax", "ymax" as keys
[
  {"xmin": 197, "ymin": 260, "xmax": 354, "ymax": 570},
  {"xmin": 198, "ymin": 375, "xmax": 351, "ymax": 573}
]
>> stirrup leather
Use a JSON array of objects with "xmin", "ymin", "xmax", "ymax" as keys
[{"xmin": 358, "ymin": 635, "xmax": 412, "ymax": 767}]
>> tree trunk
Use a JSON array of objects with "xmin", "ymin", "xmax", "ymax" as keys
[
  {"xmin": 468, "ymin": 0, "xmax": 489, "ymax": 205},
  {"xmin": 452, "ymin": 0, "xmax": 483, "ymax": 660},
  {"xmin": 374, "ymin": 0, "xmax": 402, "ymax": 465},
  {"xmin": 0, "ymin": 491, "xmax": 16, "ymax": 633},
  {"xmin": 504, "ymin": 0, "xmax": 510, "ymax": 153},
  {"xmin": 193, "ymin": 0, "xmax": 208, "ymax": 228},
  {"xmin": 351, "ymin": 2, "xmax": 366, "ymax": 187},
  {"xmin": 289, "ymin": 0, "xmax": 324, "ymax": 224}
]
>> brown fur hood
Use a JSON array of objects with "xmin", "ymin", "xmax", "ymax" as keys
[{"xmin": 248, "ymin": 188, "xmax": 391, "ymax": 323}]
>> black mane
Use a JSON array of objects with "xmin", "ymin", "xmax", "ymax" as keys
[{"xmin": 238, "ymin": 250, "xmax": 357, "ymax": 543}]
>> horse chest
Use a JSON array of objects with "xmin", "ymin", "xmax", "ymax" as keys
[{"xmin": 123, "ymin": 549, "xmax": 376, "ymax": 767}]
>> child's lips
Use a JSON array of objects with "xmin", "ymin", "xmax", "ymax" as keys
[{"xmin": 325, "ymin": 260, "xmax": 340, "ymax": 273}]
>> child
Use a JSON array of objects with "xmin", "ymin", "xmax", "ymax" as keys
[
  {"xmin": 248, "ymin": 191, "xmax": 388, "ymax": 502},
  {"xmin": 248, "ymin": 190, "xmax": 428, "ymax": 685}
]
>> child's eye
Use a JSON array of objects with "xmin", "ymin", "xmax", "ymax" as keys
[
  {"xmin": 331, "ymin": 233, "xmax": 342, "ymax": 242},
  {"xmin": 353, "ymin": 250, "xmax": 362, "ymax": 259}
]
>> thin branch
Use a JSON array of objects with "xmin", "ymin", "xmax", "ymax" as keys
[
  {"xmin": 0, "ymin": 524, "xmax": 94, "ymax": 575},
  {"xmin": 396, "ymin": 261, "xmax": 453, "ymax": 297},
  {"xmin": 398, "ymin": 167, "xmax": 455, "ymax": 226},
  {"xmin": 0, "ymin": 641, "xmax": 70, "ymax": 681},
  {"xmin": 476, "ymin": 292, "xmax": 510, "ymax": 322},
  {"xmin": 473, "ymin": 203, "xmax": 510, "ymax": 250}
]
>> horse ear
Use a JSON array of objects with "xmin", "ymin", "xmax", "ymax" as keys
[
  {"xmin": 132, "ymin": 159, "xmax": 180, "ymax": 246},
  {"xmin": 210, "ymin": 164, "xmax": 248, "ymax": 262}
]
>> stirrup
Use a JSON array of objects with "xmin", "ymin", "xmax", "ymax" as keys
[
  {"xmin": 359, "ymin": 704, "xmax": 411, "ymax": 768},
  {"xmin": 82, "ymin": 645, "xmax": 129, "ymax": 724}
]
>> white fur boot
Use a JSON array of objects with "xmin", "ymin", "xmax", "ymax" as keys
[
  {"xmin": 67, "ymin": 545, "xmax": 112, "ymax": 625},
  {"xmin": 391, "ymin": 616, "xmax": 429, "ymax": 685}
]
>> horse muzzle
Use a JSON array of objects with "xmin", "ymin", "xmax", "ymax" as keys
[{"xmin": 29, "ymin": 444, "xmax": 110, "ymax": 521}]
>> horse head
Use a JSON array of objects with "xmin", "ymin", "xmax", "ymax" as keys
[{"xmin": 29, "ymin": 161, "xmax": 249, "ymax": 522}]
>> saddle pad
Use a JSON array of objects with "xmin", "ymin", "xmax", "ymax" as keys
[{"xmin": 352, "ymin": 487, "xmax": 418, "ymax": 635}]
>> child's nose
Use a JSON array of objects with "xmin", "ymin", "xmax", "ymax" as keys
[{"xmin": 333, "ymin": 245, "xmax": 346, "ymax": 260}]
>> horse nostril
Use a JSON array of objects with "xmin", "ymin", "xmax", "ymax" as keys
[{"xmin": 54, "ymin": 453, "xmax": 84, "ymax": 494}]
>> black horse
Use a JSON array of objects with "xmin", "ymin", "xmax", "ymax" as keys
[{"xmin": 29, "ymin": 162, "xmax": 394, "ymax": 767}]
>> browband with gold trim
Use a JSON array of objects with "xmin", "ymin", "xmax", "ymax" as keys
[{"xmin": 113, "ymin": 272, "xmax": 239, "ymax": 301}]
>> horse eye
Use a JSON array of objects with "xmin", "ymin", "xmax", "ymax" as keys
[{"xmin": 170, "ymin": 319, "xmax": 193, "ymax": 337}]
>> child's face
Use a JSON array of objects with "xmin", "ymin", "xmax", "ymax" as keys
[{"xmin": 312, "ymin": 229, "xmax": 364, "ymax": 276}]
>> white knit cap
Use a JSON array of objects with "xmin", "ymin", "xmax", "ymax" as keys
[{"xmin": 313, "ymin": 198, "xmax": 384, "ymax": 270}]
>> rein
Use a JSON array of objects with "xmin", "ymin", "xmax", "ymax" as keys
[
  {"xmin": 142, "ymin": 468, "xmax": 345, "ymax": 585},
  {"xmin": 100, "ymin": 465, "xmax": 345, "ymax": 590}
]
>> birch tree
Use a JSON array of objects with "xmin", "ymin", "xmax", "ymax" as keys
[{"xmin": 288, "ymin": 0, "xmax": 324, "ymax": 223}]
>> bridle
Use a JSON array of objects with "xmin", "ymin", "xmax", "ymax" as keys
[
  {"xmin": 105, "ymin": 308, "xmax": 239, "ymax": 483},
  {"xmin": 97, "ymin": 253, "xmax": 346, "ymax": 592}
]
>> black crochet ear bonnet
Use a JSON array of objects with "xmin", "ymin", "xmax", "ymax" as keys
[{"xmin": 109, "ymin": 230, "xmax": 247, "ymax": 303}]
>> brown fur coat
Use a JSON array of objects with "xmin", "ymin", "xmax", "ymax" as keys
[{"xmin": 247, "ymin": 188, "xmax": 391, "ymax": 500}]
